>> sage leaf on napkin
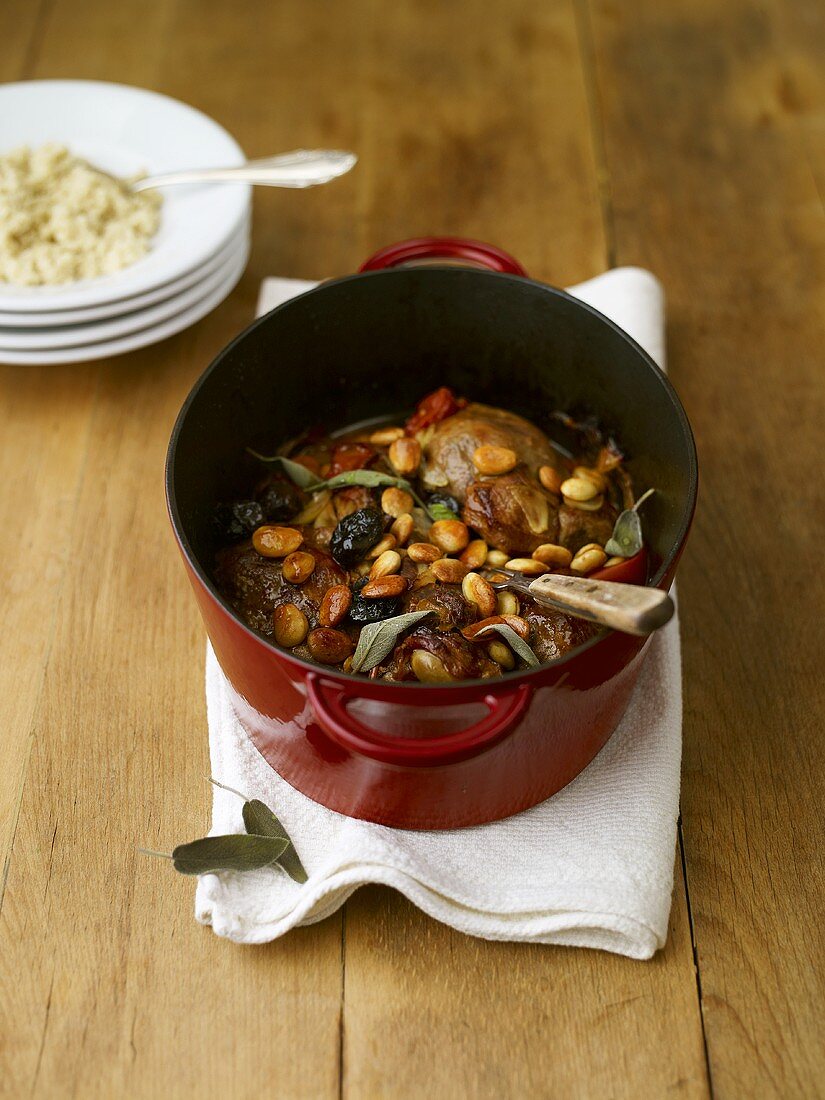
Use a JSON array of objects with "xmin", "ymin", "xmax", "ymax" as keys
[
  {"xmin": 171, "ymin": 834, "xmax": 289, "ymax": 875},
  {"xmin": 604, "ymin": 488, "xmax": 656, "ymax": 558},
  {"xmin": 209, "ymin": 777, "xmax": 308, "ymax": 884},
  {"xmin": 473, "ymin": 623, "xmax": 540, "ymax": 668},
  {"xmin": 246, "ymin": 450, "xmax": 320, "ymax": 489},
  {"xmin": 242, "ymin": 799, "xmax": 308, "ymax": 884},
  {"xmin": 142, "ymin": 782, "xmax": 306, "ymax": 881},
  {"xmin": 351, "ymin": 610, "xmax": 435, "ymax": 672}
]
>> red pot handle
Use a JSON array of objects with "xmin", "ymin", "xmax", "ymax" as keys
[
  {"xmin": 305, "ymin": 673, "xmax": 533, "ymax": 767},
  {"xmin": 359, "ymin": 236, "xmax": 528, "ymax": 276}
]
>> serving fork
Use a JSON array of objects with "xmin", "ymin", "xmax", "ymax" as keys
[{"xmin": 483, "ymin": 568, "xmax": 674, "ymax": 636}]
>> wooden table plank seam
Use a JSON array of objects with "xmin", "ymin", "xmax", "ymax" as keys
[
  {"xmin": 576, "ymin": 0, "xmax": 618, "ymax": 268},
  {"xmin": 679, "ymin": 818, "xmax": 716, "ymax": 1098},
  {"xmin": 29, "ymin": 969, "xmax": 56, "ymax": 1097},
  {"xmin": 17, "ymin": 0, "xmax": 55, "ymax": 81},
  {"xmin": 339, "ymin": 907, "xmax": 347, "ymax": 1100}
]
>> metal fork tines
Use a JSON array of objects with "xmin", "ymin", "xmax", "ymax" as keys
[{"xmin": 481, "ymin": 567, "xmax": 535, "ymax": 595}]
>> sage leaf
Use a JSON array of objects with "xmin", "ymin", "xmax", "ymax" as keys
[
  {"xmin": 319, "ymin": 470, "xmax": 411, "ymax": 492},
  {"xmin": 351, "ymin": 610, "xmax": 435, "ymax": 672},
  {"xmin": 242, "ymin": 799, "xmax": 308, "ymax": 884},
  {"xmin": 248, "ymin": 455, "xmax": 449, "ymax": 523},
  {"xmin": 605, "ymin": 488, "xmax": 655, "ymax": 558},
  {"xmin": 171, "ymin": 834, "xmax": 288, "ymax": 875},
  {"xmin": 474, "ymin": 623, "xmax": 540, "ymax": 668},
  {"xmin": 633, "ymin": 487, "xmax": 655, "ymax": 511},
  {"xmin": 246, "ymin": 450, "xmax": 319, "ymax": 489},
  {"xmin": 605, "ymin": 509, "xmax": 643, "ymax": 558},
  {"xmin": 206, "ymin": 776, "xmax": 247, "ymax": 801}
]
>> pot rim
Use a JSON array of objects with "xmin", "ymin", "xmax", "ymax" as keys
[{"xmin": 165, "ymin": 266, "xmax": 698, "ymax": 694}]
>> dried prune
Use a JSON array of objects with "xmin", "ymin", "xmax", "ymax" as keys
[
  {"xmin": 215, "ymin": 500, "xmax": 264, "ymax": 541},
  {"xmin": 349, "ymin": 594, "xmax": 402, "ymax": 623},
  {"xmin": 329, "ymin": 508, "xmax": 384, "ymax": 568},
  {"xmin": 258, "ymin": 479, "xmax": 301, "ymax": 522}
]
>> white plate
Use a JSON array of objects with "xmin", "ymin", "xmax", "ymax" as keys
[
  {"xmin": 0, "ymin": 243, "xmax": 248, "ymax": 365},
  {"xmin": 0, "ymin": 232, "xmax": 249, "ymax": 349},
  {"xmin": 0, "ymin": 81, "xmax": 250, "ymax": 312},
  {"xmin": 0, "ymin": 211, "xmax": 250, "ymax": 327}
]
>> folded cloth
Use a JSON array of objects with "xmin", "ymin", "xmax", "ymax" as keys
[{"xmin": 195, "ymin": 266, "xmax": 681, "ymax": 959}]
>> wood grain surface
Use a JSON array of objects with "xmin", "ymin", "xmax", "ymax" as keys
[{"xmin": 0, "ymin": 1, "xmax": 821, "ymax": 1097}]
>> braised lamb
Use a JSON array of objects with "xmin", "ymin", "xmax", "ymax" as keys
[{"xmin": 212, "ymin": 387, "xmax": 642, "ymax": 682}]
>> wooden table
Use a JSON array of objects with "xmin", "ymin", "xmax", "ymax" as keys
[{"xmin": 1, "ymin": 1, "xmax": 822, "ymax": 1096}]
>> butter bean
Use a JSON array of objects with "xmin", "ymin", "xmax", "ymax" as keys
[
  {"xmin": 273, "ymin": 603, "xmax": 309, "ymax": 647},
  {"xmin": 252, "ymin": 525, "xmax": 303, "ymax": 558},
  {"xmin": 472, "ymin": 444, "xmax": 517, "ymax": 476},
  {"xmin": 411, "ymin": 650, "xmax": 453, "ymax": 683},
  {"xmin": 429, "ymin": 519, "xmax": 470, "ymax": 554},
  {"xmin": 369, "ymin": 549, "xmax": 402, "ymax": 579},
  {"xmin": 560, "ymin": 476, "xmax": 600, "ymax": 502}
]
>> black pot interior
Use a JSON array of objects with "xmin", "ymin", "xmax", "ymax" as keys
[{"xmin": 168, "ymin": 268, "xmax": 696, "ymax": 609}]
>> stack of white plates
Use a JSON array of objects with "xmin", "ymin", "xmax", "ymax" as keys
[{"xmin": 0, "ymin": 81, "xmax": 251, "ymax": 365}]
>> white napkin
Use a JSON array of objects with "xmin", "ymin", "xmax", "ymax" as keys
[{"xmin": 195, "ymin": 266, "xmax": 681, "ymax": 960}]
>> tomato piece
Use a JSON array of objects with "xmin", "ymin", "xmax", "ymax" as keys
[
  {"xmin": 327, "ymin": 441, "xmax": 377, "ymax": 477},
  {"xmin": 293, "ymin": 454, "xmax": 322, "ymax": 476},
  {"xmin": 591, "ymin": 548, "xmax": 648, "ymax": 585},
  {"xmin": 405, "ymin": 387, "xmax": 467, "ymax": 433}
]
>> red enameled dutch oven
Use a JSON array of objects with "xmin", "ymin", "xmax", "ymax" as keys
[{"xmin": 166, "ymin": 238, "xmax": 697, "ymax": 829}]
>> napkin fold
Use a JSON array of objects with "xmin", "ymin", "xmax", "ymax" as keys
[{"xmin": 195, "ymin": 266, "xmax": 681, "ymax": 959}]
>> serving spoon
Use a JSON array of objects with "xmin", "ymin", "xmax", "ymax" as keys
[
  {"xmin": 128, "ymin": 149, "xmax": 357, "ymax": 193},
  {"xmin": 484, "ymin": 568, "xmax": 674, "ymax": 637}
]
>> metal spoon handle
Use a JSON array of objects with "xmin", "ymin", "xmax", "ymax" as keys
[
  {"xmin": 131, "ymin": 150, "xmax": 357, "ymax": 192},
  {"xmin": 527, "ymin": 573, "xmax": 674, "ymax": 636}
]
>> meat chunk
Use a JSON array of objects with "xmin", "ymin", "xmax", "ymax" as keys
[
  {"xmin": 382, "ymin": 628, "xmax": 500, "ymax": 681},
  {"xmin": 420, "ymin": 402, "xmax": 564, "ymax": 503},
  {"xmin": 403, "ymin": 582, "xmax": 478, "ymax": 633},
  {"xmin": 216, "ymin": 393, "xmax": 633, "ymax": 683},
  {"xmin": 557, "ymin": 501, "xmax": 617, "ymax": 555},
  {"xmin": 333, "ymin": 485, "xmax": 376, "ymax": 519},
  {"xmin": 521, "ymin": 601, "xmax": 599, "ymax": 662},
  {"xmin": 214, "ymin": 539, "xmax": 346, "ymax": 636},
  {"xmin": 462, "ymin": 466, "xmax": 559, "ymax": 556}
]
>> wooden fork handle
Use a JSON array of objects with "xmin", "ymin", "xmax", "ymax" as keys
[{"xmin": 527, "ymin": 574, "xmax": 674, "ymax": 636}]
